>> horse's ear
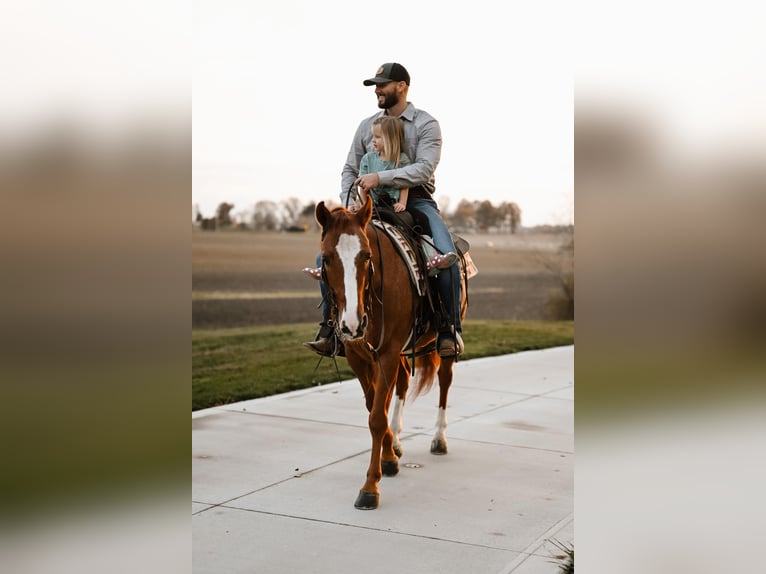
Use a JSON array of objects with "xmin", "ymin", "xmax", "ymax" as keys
[
  {"xmin": 315, "ymin": 201, "xmax": 330, "ymax": 229},
  {"xmin": 358, "ymin": 195, "xmax": 373, "ymax": 227}
]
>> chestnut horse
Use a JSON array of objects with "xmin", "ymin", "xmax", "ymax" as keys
[{"xmin": 314, "ymin": 196, "xmax": 468, "ymax": 510}]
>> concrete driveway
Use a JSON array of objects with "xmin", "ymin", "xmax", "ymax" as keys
[{"xmin": 193, "ymin": 346, "xmax": 574, "ymax": 574}]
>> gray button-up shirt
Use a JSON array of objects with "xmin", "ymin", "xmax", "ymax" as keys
[{"xmin": 340, "ymin": 102, "xmax": 442, "ymax": 207}]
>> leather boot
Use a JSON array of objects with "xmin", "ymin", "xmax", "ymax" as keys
[
  {"xmin": 302, "ymin": 321, "xmax": 344, "ymax": 357},
  {"xmin": 437, "ymin": 330, "xmax": 464, "ymax": 358}
]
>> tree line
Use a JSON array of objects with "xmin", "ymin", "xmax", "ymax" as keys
[{"xmin": 194, "ymin": 197, "xmax": 523, "ymax": 233}]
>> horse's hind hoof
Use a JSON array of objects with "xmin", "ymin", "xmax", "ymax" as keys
[
  {"xmin": 430, "ymin": 439, "xmax": 448, "ymax": 455},
  {"xmin": 354, "ymin": 491, "xmax": 379, "ymax": 510},
  {"xmin": 381, "ymin": 460, "xmax": 399, "ymax": 476}
]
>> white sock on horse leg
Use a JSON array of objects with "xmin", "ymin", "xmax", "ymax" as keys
[
  {"xmin": 434, "ymin": 406, "xmax": 447, "ymax": 444},
  {"xmin": 390, "ymin": 397, "xmax": 405, "ymax": 453}
]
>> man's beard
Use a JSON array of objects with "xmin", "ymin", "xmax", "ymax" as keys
[{"xmin": 377, "ymin": 92, "xmax": 399, "ymax": 109}]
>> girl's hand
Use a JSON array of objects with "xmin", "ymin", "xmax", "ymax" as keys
[{"xmin": 393, "ymin": 202, "xmax": 406, "ymax": 212}]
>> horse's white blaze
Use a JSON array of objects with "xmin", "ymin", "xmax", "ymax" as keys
[
  {"xmin": 336, "ymin": 233, "xmax": 362, "ymax": 334},
  {"xmin": 390, "ymin": 397, "xmax": 405, "ymax": 451},
  {"xmin": 434, "ymin": 407, "xmax": 448, "ymax": 443}
]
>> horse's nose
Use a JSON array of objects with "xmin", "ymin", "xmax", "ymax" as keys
[{"xmin": 340, "ymin": 313, "xmax": 368, "ymax": 339}]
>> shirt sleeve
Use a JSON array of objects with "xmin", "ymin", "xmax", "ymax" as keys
[{"xmin": 340, "ymin": 118, "xmax": 373, "ymax": 206}]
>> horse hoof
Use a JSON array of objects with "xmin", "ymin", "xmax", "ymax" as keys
[
  {"xmin": 381, "ymin": 460, "xmax": 399, "ymax": 477},
  {"xmin": 393, "ymin": 445, "xmax": 403, "ymax": 458},
  {"xmin": 354, "ymin": 491, "xmax": 379, "ymax": 510},
  {"xmin": 430, "ymin": 439, "xmax": 448, "ymax": 455}
]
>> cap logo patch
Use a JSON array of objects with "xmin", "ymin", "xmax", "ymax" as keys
[{"xmin": 376, "ymin": 66, "xmax": 384, "ymax": 75}]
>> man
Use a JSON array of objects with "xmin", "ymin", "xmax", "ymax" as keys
[{"xmin": 304, "ymin": 62, "xmax": 464, "ymax": 358}]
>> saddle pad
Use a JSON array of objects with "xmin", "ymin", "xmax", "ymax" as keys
[{"xmin": 371, "ymin": 219, "xmax": 425, "ymax": 296}]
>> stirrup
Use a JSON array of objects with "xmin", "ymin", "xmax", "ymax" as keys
[{"xmin": 437, "ymin": 331, "xmax": 464, "ymax": 358}]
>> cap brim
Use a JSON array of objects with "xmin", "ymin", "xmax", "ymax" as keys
[{"xmin": 363, "ymin": 77, "xmax": 391, "ymax": 86}]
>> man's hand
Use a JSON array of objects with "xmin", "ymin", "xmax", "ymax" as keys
[
  {"xmin": 393, "ymin": 202, "xmax": 406, "ymax": 212},
  {"xmin": 355, "ymin": 173, "xmax": 380, "ymax": 193}
]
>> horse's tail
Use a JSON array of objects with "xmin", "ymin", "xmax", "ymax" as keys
[{"xmin": 410, "ymin": 350, "xmax": 439, "ymax": 399}]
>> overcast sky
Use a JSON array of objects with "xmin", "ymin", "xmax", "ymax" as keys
[
  {"xmin": 192, "ymin": 1, "xmax": 575, "ymax": 226},
  {"xmin": 6, "ymin": 2, "xmax": 760, "ymax": 228}
]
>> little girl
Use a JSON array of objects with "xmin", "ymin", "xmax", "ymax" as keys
[
  {"xmin": 358, "ymin": 115, "xmax": 411, "ymax": 212},
  {"xmin": 304, "ymin": 116, "xmax": 457, "ymax": 279}
]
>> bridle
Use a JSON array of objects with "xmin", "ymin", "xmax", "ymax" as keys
[{"xmin": 320, "ymin": 228, "xmax": 379, "ymax": 348}]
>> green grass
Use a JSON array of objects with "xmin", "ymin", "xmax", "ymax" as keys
[{"xmin": 192, "ymin": 320, "xmax": 574, "ymax": 411}]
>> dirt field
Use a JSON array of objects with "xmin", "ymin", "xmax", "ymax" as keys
[{"xmin": 192, "ymin": 228, "xmax": 572, "ymax": 329}]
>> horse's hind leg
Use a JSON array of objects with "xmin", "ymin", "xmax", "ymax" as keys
[
  {"xmin": 431, "ymin": 356, "xmax": 455, "ymax": 455},
  {"xmin": 389, "ymin": 356, "xmax": 410, "ymax": 458},
  {"xmin": 381, "ymin": 357, "xmax": 409, "ymax": 476},
  {"xmin": 390, "ymin": 397, "xmax": 405, "ymax": 459}
]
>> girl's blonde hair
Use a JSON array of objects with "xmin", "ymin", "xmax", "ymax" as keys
[{"xmin": 372, "ymin": 116, "xmax": 406, "ymax": 167}]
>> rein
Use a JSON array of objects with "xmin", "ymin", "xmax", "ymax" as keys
[
  {"xmin": 343, "ymin": 183, "xmax": 388, "ymax": 354},
  {"xmin": 368, "ymin": 224, "xmax": 386, "ymax": 353}
]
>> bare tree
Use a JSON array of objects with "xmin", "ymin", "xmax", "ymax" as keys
[
  {"xmin": 498, "ymin": 201, "xmax": 522, "ymax": 233},
  {"xmin": 300, "ymin": 201, "xmax": 319, "ymax": 231},
  {"xmin": 509, "ymin": 202, "xmax": 521, "ymax": 233},
  {"xmin": 215, "ymin": 202, "xmax": 234, "ymax": 228},
  {"xmin": 451, "ymin": 199, "xmax": 476, "ymax": 230},
  {"xmin": 301, "ymin": 201, "xmax": 316, "ymax": 219},
  {"xmin": 281, "ymin": 197, "xmax": 304, "ymax": 228},
  {"xmin": 475, "ymin": 200, "xmax": 497, "ymax": 231},
  {"xmin": 535, "ymin": 234, "xmax": 574, "ymax": 320},
  {"xmin": 252, "ymin": 200, "xmax": 280, "ymax": 231}
]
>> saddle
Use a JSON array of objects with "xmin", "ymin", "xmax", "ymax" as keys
[
  {"xmin": 371, "ymin": 208, "xmax": 474, "ymax": 342},
  {"xmin": 371, "ymin": 204, "xmax": 473, "ymax": 279},
  {"xmin": 371, "ymin": 219, "xmax": 427, "ymax": 296}
]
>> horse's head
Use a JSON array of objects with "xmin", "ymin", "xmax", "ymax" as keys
[{"xmin": 315, "ymin": 196, "xmax": 374, "ymax": 341}]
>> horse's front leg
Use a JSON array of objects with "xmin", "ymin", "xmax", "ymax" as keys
[
  {"xmin": 355, "ymin": 399, "xmax": 388, "ymax": 509},
  {"xmin": 431, "ymin": 356, "xmax": 455, "ymax": 455},
  {"xmin": 355, "ymin": 354, "xmax": 400, "ymax": 510}
]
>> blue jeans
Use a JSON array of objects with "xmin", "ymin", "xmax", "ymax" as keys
[
  {"xmin": 408, "ymin": 196, "xmax": 462, "ymax": 334},
  {"xmin": 316, "ymin": 197, "xmax": 463, "ymax": 334}
]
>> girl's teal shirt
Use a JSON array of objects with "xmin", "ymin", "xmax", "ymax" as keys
[{"xmin": 359, "ymin": 151, "xmax": 411, "ymax": 203}]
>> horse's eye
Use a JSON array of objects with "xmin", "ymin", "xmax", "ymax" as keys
[{"xmin": 361, "ymin": 252, "xmax": 371, "ymax": 262}]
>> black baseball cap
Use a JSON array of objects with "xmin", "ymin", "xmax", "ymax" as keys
[{"xmin": 363, "ymin": 63, "xmax": 410, "ymax": 86}]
